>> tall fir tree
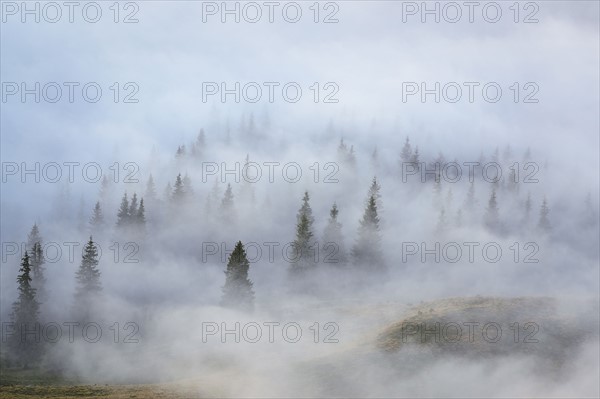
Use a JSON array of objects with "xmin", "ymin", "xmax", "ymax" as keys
[
  {"xmin": 464, "ymin": 181, "xmax": 477, "ymax": 212},
  {"xmin": 368, "ymin": 177, "xmax": 383, "ymax": 213},
  {"xmin": 484, "ymin": 188, "xmax": 500, "ymax": 231},
  {"xmin": 221, "ymin": 241, "xmax": 254, "ymax": 310},
  {"xmin": 145, "ymin": 175, "xmax": 157, "ymax": 202},
  {"xmin": 27, "ymin": 224, "xmax": 42, "ymax": 251},
  {"xmin": 136, "ymin": 198, "xmax": 146, "ymax": 228},
  {"xmin": 74, "ymin": 237, "xmax": 102, "ymax": 320},
  {"xmin": 129, "ymin": 193, "xmax": 139, "ymax": 217},
  {"xmin": 538, "ymin": 197, "xmax": 551, "ymax": 232},
  {"xmin": 400, "ymin": 136, "xmax": 413, "ymax": 163},
  {"xmin": 410, "ymin": 146, "xmax": 420, "ymax": 170},
  {"xmin": 291, "ymin": 192, "xmax": 316, "ymax": 273},
  {"xmin": 523, "ymin": 192, "xmax": 532, "ymax": 224},
  {"xmin": 116, "ymin": 193, "xmax": 130, "ymax": 227},
  {"xmin": 172, "ymin": 173, "xmax": 186, "ymax": 203},
  {"xmin": 436, "ymin": 207, "xmax": 448, "ymax": 233},
  {"xmin": 183, "ymin": 173, "xmax": 194, "ymax": 196},
  {"xmin": 220, "ymin": 183, "xmax": 235, "ymax": 221},
  {"xmin": 29, "ymin": 242, "xmax": 47, "ymax": 303},
  {"xmin": 11, "ymin": 252, "xmax": 41, "ymax": 368},
  {"xmin": 322, "ymin": 203, "xmax": 347, "ymax": 265},
  {"xmin": 352, "ymin": 192, "xmax": 384, "ymax": 270},
  {"xmin": 90, "ymin": 201, "xmax": 104, "ymax": 229}
]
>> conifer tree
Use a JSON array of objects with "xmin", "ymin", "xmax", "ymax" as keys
[
  {"xmin": 145, "ymin": 175, "xmax": 157, "ymax": 202},
  {"xmin": 291, "ymin": 192, "xmax": 316, "ymax": 272},
  {"xmin": 410, "ymin": 146, "xmax": 420, "ymax": 170},
  {"xmin": 523, "ymin": 192, "xmax": 532, "ymax": 224},
  {"xmin": 337, "ymin": 138, "xmax": 347, "ymax": 160},
  {"xmin": 172, "ymin": 173, "xmax": 185, "ymax": 203},
  {"xmin": 352, "ymin": 192, "xmax": 384, "ymax": 270},
  {"xmin": 484, "ymin": 188, "xmax": 500, "ymax": 230},
  {"xmin": 27, "ymin": 224, "xmax": 42, "ymax": 251},
  {"xmin": 90, "ymin": 201, "xmax": 104, "ymax": 229},
  {"xmin": 183, "ymin": 173, "xmax": 194, "ymax": 196},
  {"xmin": 347, "ymin": 145, "xmax": 357, "ymax": 168},
  {"xmin": 400, "ymin": 136, "xmax": 413, "ymax": 163},
  {"xmin": 239, "ymin": 155, "xmax": 257, "ymax": 205},
  {"xmin": 436, "ymin": 207, "xmax": 448, "ymax": 233},
  {"xmin": 220, "ymin": 183, "xmax": 235, "ymax": 215},
  {"xmin": 464, "ymin": 181, "xmax": 477, "ymax": 212},
  {"xmin": 370, "ymin": 147, "xmax": 380, "ymax": 170},
  {"xmin": 136, "ymin": 198, "xmax": 146, "ymax": 228},
  {"xmin": 221, "ymin": 241, "xmax": 254, "ymax": 310},
  {"xmin": 29, "ymin": 242, "xmax": 47, "ymax": 303},
  {"xmin": 368, "ymin": 177, "xmax": 383, "ymax": 213},
  {"xmin": 99, "ymin": 175, "xmax": 111, "ymax": 202},
  {"xmin": 538, "ymin": 197, "xmax": 551, "ymax": 232},
  {"xmin": 74, "ymin": 237, "xmax": 102, "ymax": 319},
  {"xmin": 116, "ymin": 193, "xmax": 130, "ymax": 227},
  {"xmin": 11, "ymin": 251, "xmax": 41, "ymax": 368},
  {"xmin": 129, "ymin": 193, "xmax": 139, "ymax": 219},
  {"xmin": 322, "ymin": 203, "xmax": 347, "ymax": 265}
]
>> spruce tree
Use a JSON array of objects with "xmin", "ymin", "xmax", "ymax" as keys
[
  {"xmin": 538, "ymin": 197, "xmax": 551, "ymax": 232},
  {"xmin": 116, "ymin": 192, "xmax": 130, "ymax": 227},
  {"xmin": 221, "ymin": 241, "xmax": 254, "ymax": 310},
  {"xmin": 239, "ymin": 154, "xmax": 256, "ymax": 205},
  {"xmin": 400, "ymin": 136, "xmax": 413, "ymax": 163},
  {"xmin": 322, "ymin": 203, "xmax": 347, "ymax": 265},
  {"xmin": 145, "ymin": 175, "xmax": 157, "ymax": 202},
  {"xmin": 436, "ymin": 207, "xmax": 447, "ymax": 233},
  {"xmin": 410, "ymin": 146, "xmax": 420, "ymax": 170},
  {"xmin": 99, "ymin": 175, "xmax": 111, "ymax": 202},
  {"xmin": 352, "ymin": 193, "xmax": 384, "ymax": 270},
  {"xmin": 90, "ymin": 201, "xmax": 104, "ymax": 229},
  {"xmin": 74, "ymin": 237, "xmax": 102, "ymax": 319},
  {"xmin": 220, "ymin": 183, "xmax": 235, "ymax": 215},
  {"xmin": 25, "ymin": 224, "xmax": 46, "ymax": 305},
  {"xmin": 129, "ymin": 193, "xmax": 139, "ymax": 218},
  {"xmin": 347, "ymin": 145, "xmax": 357, "ymax": 168},
  {"xmin": 136, "ymin": 198, "xmax": 146, "ymax": 228},
  {"xmin": 183, "ymin": 173, "xmax": 194, "ymax": 196},
  {"xmin": 484, "ymin": 188, "xmax": 500, "ymax": 231},
  {"xmin": 11, "ymin": 252, "xmax": 41, "ymax": 368},
  {"xmin": 368, "ymin": 177, "xmax": 382, "ymax": 213},
  {"xmin": 27, "ymin": 224, "xmax": 42, "ymax": 251},
  {"xmin": 523, "ymin": 192, "xmax": 532, "ymax": 224},
  {"xmin": 172, "ymin": 173, "xmax": 185, "ymax": 203},
  {"xmin": 291, "ymin": 192, "xmax": 316, "ymax": 272},
  {"xmin": 465, "ymin": 181, "xmax": 476, "ymax": 212},
  {"xmin": 29, "ymin": 242, "xmax": 47, "ymax": 303}
]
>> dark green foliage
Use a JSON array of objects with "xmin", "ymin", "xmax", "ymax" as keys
[
  {"xmin": 10, "ymin": 252, "xmax": 41, "ymax": 368},
  {"xmin": 291, "ymin": 191, "xmax": 316, "ymax": 273},
  {"xmin": 29, "ymin": 242, "xmax": 47, "ymax": 303},
  {"xmin": 352, "ymin": 190, "xmax": 384, "ymax": 270},
  {"xmin": 74, "ymin": 237, "xmax": 102, "ymax": 320},
  {"xmin": 322, "ymin": 203, "xmax": 347, "ymax": 265},
  {"xmin": 116, "ymin": 193, "xmax": 130, "ymax": 227},
  {"xmin": 221, "ymin": 241, "xmax": 254, "ymax": 310}
]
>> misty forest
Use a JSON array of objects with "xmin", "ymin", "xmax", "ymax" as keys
[{"xmin": 1, "ymin": 1, "xmax": 599, "ymax": 398}]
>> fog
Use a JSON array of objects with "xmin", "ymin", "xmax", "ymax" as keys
[{"xmin": 1, "ymin": 1, "xmax": 599, "ymax": 397}]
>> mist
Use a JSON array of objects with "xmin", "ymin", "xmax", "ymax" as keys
[{"xmin": 1, "ymin": 1, "xmax": 599, "ymax": 398}]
